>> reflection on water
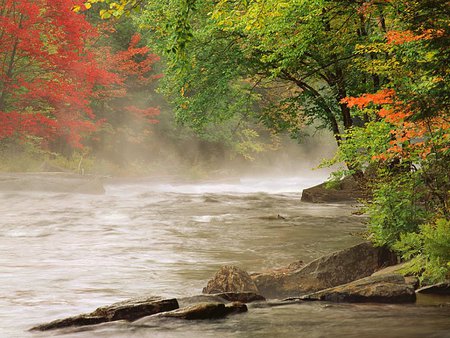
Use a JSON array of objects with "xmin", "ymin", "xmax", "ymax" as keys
[{"xmin": 0, "ymin": 177, "xmax": 449, "ymax": 337}]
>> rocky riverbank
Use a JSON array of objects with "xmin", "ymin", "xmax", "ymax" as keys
[
  {"xmin": 31, "ymin": 242, "xmax": 449, "ymax": 332},
  {"xmin": 301, "ymin": 176, "xmax": 365, "ymax": 203}
]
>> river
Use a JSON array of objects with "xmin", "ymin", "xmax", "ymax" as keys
[{"xmin": 0, "ymin": 175, "xmax": 449, "ymax": 337}]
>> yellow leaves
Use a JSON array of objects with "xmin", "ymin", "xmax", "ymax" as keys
[
  {"xmin": 78, "ymin": 0, "xmax": 131, "ymax": 19},
  {"xmin": 99, "ymin": 9, "xmax": 111, "ymax": 19},
  {"xmin": 234, "ymin": 128, "xmax": 264, "ymax": 161}
]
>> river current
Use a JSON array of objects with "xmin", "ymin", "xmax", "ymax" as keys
[{"xmin": 0, "ymin": 175, "xmax": 449, "ymax": 337}]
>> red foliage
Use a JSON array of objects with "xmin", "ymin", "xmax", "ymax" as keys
[
  {"xmin": 0, "ymin": 0, "xmax": 147, "ymax": 149},
  {"xmin": 106, "ymin": 34, "xmax": 162, "ymax": 86},
  {"xmin": 0, "ymin": 0, "xmax": 122, "ymax": 148},
  {"xmin": 90, "ymin": 33, "xmax": 162, "ymax": 140}
]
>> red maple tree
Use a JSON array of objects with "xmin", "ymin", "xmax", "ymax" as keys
[{"xmin": 0, "ymin": 0, "xmax": 144, "ymax": 149}]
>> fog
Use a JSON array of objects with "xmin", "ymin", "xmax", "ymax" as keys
[{"xmin": 91, "ymin": 110, "xmax": 339, "ymax": 184}]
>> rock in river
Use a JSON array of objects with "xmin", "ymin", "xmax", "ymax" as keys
[
  {"xmin": 203, "ymin": 265, "xmax": 259, "ymax": 294},
  {"xmin": 179, "ymin": 292, "xmax": 265, "ymax": 307},
  {"xmin": 157, "ymin": 302, "xmax": 247, "ymax": 320},
  {"xmin": 31, "ymin": 297, "xmax": 179, "ymax": 331},
  {"xmin": 301, "ymin": 176, "xmax": 365, "ymax": 203},
  {"xmin": 299, "ymin": 274, "xmax": 416, "ymax": 303},
  {"xmin": 251, "ymin": 242, "xmax": 398, "ymax": 298}
]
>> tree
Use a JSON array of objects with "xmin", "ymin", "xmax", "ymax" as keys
[
  {"xmin": 0, "ymin": 0, "xmax": 122, "ymax": 149},
  {"xmin": 333, "ymin": 0, "xmax": 449, "ymax": 283},
  {"xmin": 134, "ymin": 0, "xmax": 398, "ymax": 147},
  {"xmin": 88, "ymin": 25, "xmax": 162, "ymax": 167},
  {"xmin": 0, "ymin": 0, "xmax": 162, "ymax": 163}
]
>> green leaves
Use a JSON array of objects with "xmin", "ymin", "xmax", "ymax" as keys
[{"xmin": 394, "ymin": 219, "xmax": 450, "ymax": 284}]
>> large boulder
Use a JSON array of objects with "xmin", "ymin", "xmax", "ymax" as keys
[
  {"xmin": 300, "ymin": 274, "xmax": 416, "ymax": 303},
  {"xmin": 156, "ymin": 302, "xmax": 247, "ymax": 320},
  {"xmin": 301, "ymin": 176, "xmax": 365, "ymax": 203},
  {"xmin": 251, "ymin": 242, "xmax": 397, "ymax": 298},
  {"xmin": 202, "ymin": 265, "xmax": 259, "ymax": 294},
  {"xmin": 31, "ymin": 297, "xmax": 179, "ymax": 331}
]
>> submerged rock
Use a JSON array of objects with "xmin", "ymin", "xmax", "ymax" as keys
[
  {"xmin": 301, "ymin": 176, "xmax": 365, "ymax": 203},
  {"xmin": 251, "ymin": 242, "xmax": 397, "ymax": 298},
  {"xmin": 202, "ymin": 265, "xmax": 259, "ymax": 294},
  {"xmin": 157, "ymin": 302, "xmax": 247, "ymax": 320},
  {"xmin": 31, "ymin": 297, "xmax": 179, "ymax": 331},
  {"xmin": 299, "ymin": 274, "xmax": 416, "ymax": 303}
]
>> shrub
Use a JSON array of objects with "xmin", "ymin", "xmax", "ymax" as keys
[{"xmin": 393, "ymin": 218, "xmax": 450, "ymax": 284}]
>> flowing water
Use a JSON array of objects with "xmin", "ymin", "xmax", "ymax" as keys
[{"xmin": 0, "ymin": 175, "xmax": 449, "ymax": 337}]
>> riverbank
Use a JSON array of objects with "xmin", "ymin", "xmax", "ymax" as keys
[{"xmin": 32, "ymin": 242, "xmax": 450, "ymax": 333}]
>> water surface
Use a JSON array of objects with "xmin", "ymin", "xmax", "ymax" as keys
[{"xmin": 0, "ymin": 175, "xmax": 448, "ymax": 337}]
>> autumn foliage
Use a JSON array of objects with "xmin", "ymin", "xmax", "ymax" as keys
[{"xmin": 0, "ymin": 0, "xmax": 160, "ymax": 150}]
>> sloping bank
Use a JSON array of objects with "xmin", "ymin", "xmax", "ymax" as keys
[{"xmin": 0, "ymin": 172, "xmax": 105, "ymax": 194}]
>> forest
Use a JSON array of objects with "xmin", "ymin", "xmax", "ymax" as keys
[{"xmin": 0, "ymin": 0, "xmax": 449, "ymax": 284}]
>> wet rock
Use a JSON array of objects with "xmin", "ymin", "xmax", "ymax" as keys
[
  {"xmin": 203, "ymin": 265, "xmax": 259, "ymax": 294},
  {"xmin": 31, "ymin": 297, "xmax": 179, "ymax": 331},
  {"xmin": 178, "ymin": 292, "xmax": 265, "ymax": 308},
  {"xmin": 300, "ymin": 274, "xmax": 416, "ymax": 303},
  {"xmin": 371, "ymin": 262, "xmax": 420, "ymax": 289},
  {"xmin": 404, "ymin": 276, "xmax": 420, "ymax": 289},
  {"xmin": 30, "ymin": 315, "xmax": 106, "ymax": 331},
  {"xmin": 258, "ymin": 214, "xmax": 287, "ymax": 220},
  {"xmin": 371, "ymin": 262, "xmax": 406, "ymax": 276},
  {"xmin": 416, "ymin": 282, "xmax": 450, "ymax": 295},
  {"xmin": 159, "ymin": 302, "xmax": 247, "ymax": 320},
  {"xmin": 251, "ymin": 242, "xmax": 397, "ymax": 298},
  {"xmin": 301, "ymin": 176, "xmax": 365, "ymax": 203},
  {"xmin": 214, "ymin": 292, "xmax": 265, "ymax": 303}
]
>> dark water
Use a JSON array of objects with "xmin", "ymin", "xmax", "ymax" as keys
[{"xmin": 0, "ymin": 176, "xmax": 449, "ymax": 337}]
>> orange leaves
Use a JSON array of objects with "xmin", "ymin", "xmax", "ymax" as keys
[
  {"xmin": 343, "ymin": 89, "xmax": 411, "ymax": 124},
  {"xmin": 380, "ymin": 109, "xmax": 412, "ymax": 124},
  {"xmin": 386, "ymin": 29, "xmax": 444, "ymax": 45},
  {"xmin": 343, "ymin": 88, "xmax": 449, "ymax": 162},
  {"xmin": 386, "ymin": 30, "xmax": 422, "ymax": 45},
  {"xmin": 342, "ymin": 89, "xmax": 395, "ymax": 109}
]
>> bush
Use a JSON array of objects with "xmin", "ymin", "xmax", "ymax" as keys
[
  {"xmin": 393, "ymin": 218, "xmax": 450, "ymax": 284},
  {"xmin": 367, "ymin": 173, "xmax": 428, "ymax": 247}
]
